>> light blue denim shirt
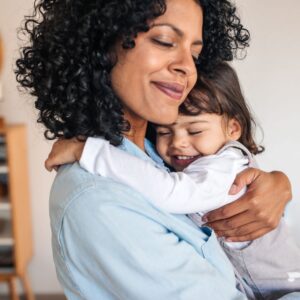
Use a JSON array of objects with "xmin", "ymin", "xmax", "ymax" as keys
[{"xmin": 50, "ymin": 138, "xmax": 247, "ymax": 300}]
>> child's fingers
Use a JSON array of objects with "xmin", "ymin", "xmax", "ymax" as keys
[
  {"xmin": 228, "ymin": 167, "xmax": 259, "ymax": 195},
  {"xmin": 45, "ymin": 153, "xmax": 58, "ymax": 172},
  {"xmin": 44, "ymin": 140, "xmax": 63, "ymax": 171},
  {"xmin": 45, "ymin": 158, "xmax": 53, "ymax": 172}
]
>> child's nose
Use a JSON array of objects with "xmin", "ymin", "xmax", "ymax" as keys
[{"xmin": 170, "ymin": 136, "xmax": 189, "ymax": 149}]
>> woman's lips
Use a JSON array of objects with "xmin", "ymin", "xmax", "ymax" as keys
[{"xmin": 152, "ymin": 81, "xmax": 185, "ymax": 100}]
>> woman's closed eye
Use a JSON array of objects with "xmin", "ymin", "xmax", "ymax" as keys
[
  {"xmin": 152, "ymin": 38, "xmax": 175, "ymax": 48},
  {"xmin": 151, "ymin": 38, "xmax": 200, "ymax": 65}
]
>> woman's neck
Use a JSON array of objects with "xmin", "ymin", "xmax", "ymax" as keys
[{"xmin": 123, "ymin": 110, "xmax": 148, "ymax": 151}]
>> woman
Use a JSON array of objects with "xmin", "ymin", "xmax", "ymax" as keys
[{"xmin": 16, "ymin": 0, "xmax": 292, "ymax": 299}]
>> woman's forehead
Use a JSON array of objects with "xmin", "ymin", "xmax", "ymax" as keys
[{"xmin": 152, "ymin": 0, "xmax": 203, "ymax": 41}]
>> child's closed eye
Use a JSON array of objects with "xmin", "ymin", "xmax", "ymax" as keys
[
  {"xmin": 156, "ymin": 131, "xmax": 171, "ymax": 136},
  {"xmin": 189, "ymin": 131, "xmax": 202, "ymax": 135}
]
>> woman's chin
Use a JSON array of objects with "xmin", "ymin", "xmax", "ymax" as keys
[{"xmin": 150, "ymin": 112, "xmax": 178, "ymax": 126}]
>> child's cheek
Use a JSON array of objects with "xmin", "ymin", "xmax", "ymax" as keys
[{"xmin": 156, "ymin": 139, "xmax": 170, "ymax": 165}]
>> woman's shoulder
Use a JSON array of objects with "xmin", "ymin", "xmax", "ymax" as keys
[
  {"xmin": 51, "ymin": 162, "xmax": 145, "ymax": 204},
  {"xmin": 49, "ymin": 162, "xmax": 160, "ymax": 231}
]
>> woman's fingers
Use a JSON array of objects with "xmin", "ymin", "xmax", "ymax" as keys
[
  {"xmin": 203, "ymin": 193, "xmax": 251, "ymax": 223},
  {"xmin": 221, "ymin": 170, "xmax": 291, "ymax": 242},
  {"xmin": 223, "ymin": 227, "xmax": 272, "ymax": 242},
  {"xmin": 209, "ymin": 201, "xmax": 283, "ymax": 240},
  {"xmin": 205, "ymin": 209, "xmax": 253, "ymax": 232},
  {"xmin": 214, "ymin": 219, "xmax": 266, "ymax": 238},
  {"xmin": 205, "ymin": 195, "xmax": 281, "ymax": 234},
  {"xmin": 203, "ymin": 169, "xmax": 291, "ymax": 240}
]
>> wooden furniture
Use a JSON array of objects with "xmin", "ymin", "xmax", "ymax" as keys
[{"xmin": 0, "ymin": 123, "xmax": 35, "ymax": 300}]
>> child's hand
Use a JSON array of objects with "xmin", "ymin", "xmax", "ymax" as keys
[{"xmin": 45, "ymin": 138, "xmax": 85, "ymax": 172}]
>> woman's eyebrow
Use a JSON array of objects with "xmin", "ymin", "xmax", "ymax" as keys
[{"xmin": 151, "ymin": 23, "xmax": 203, "ymax": 46}]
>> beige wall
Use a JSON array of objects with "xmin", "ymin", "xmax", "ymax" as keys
[
  {"xmin": 0, "ymin": 0, "xmax": 299, "ymax": 294},
  {"xmin": 0, "ymin": 0, "xmax": 61, "ymax": 294}
]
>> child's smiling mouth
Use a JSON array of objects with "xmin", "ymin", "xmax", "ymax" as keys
[{"xmin": 171, "ymin": 155, "xmax": 201, "ymax": 170}]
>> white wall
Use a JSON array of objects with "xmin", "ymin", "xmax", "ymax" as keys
[
  {"xmin": 232, "ymin": 0, "xmax": 300, "ymax": 244},
  {"xmin": 0, "ymin": 0, "xmax": 299, "ymax": 294}
]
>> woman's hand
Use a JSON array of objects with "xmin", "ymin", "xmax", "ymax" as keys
[
  {"xmin": 202, "ymin": 168, "xmax": 292, "ymax": 242},
  {"xmin": 45, "ymin": 138, "xmax": 85, "ymax": 172}
]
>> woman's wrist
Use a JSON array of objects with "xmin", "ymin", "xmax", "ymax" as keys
[{"xmin": 270, "ymin": 170, "xmax": 292, "ymax": 205}]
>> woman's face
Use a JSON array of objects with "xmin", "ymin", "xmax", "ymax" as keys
[{"xmin": 111, "ymin": 0, "xmax": 203, "ymax": 126}]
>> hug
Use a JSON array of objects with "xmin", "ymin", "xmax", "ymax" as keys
[{"xmin": 16, "ymin": 0, "xmax": 300, "ymax": 299}]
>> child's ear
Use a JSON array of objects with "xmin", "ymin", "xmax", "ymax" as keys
[{"xmin": 227, "ymin": 118, "xmax": 242, "ymax": 141}]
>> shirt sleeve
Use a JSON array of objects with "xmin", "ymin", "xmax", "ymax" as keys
[
  {"xmin": 79, "ymin": 137, "xmax": 248, "ymax": 214},
  {"xmin": 58, "ymin": 183, "xmax": 245, "ymax": 300}
]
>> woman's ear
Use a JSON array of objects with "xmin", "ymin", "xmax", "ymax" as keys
[{"xmin": 227, "ymin": 118, "xmax": 242, "ymax": 141}]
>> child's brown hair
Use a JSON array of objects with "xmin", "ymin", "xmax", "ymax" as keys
[{"xmin": 180, "ymin": 62, "xmax": 264, "ymax": 155}]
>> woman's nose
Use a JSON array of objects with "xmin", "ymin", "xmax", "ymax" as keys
[{"xmin": 170, "ymin": 48, "xmax": 197, "ymax": 78}]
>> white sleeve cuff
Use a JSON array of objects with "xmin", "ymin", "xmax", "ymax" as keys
[{"xmin": 79, "ymin": 137, "xmax": 108, "ymax": 174}]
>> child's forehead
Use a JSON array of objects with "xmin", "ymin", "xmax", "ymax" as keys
[{"xmin": 156, "ymin": 113, "xmax": 219, "ymax": 129}]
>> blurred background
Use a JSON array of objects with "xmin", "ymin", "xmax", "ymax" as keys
[{"xmin": 0, "ymin": 0, "xmax": 299, "ymax": 298}]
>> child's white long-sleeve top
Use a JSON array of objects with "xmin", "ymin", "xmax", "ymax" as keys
[{"xmin": 80, "ymin": 138, "xmax": 251, "ymax": 217}]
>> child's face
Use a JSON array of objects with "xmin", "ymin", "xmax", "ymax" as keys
[{"xmin": 156, "ymin": 113, "xmax": 241, "ymax": 171}]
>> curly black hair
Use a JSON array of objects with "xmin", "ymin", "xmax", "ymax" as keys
[{"xmin": 16, "ymin": 0, "xmax": 250, "ymax": 145}]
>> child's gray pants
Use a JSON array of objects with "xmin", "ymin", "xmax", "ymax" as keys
[{"xmin": 220, "ymin": 219, "xmax": 300, "ymax": 300}]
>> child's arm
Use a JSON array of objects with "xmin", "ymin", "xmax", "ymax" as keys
[
  {"xmin": 79, "ymin": 137, "xmax": 248, "ymax": 214},
  {"xmin": 45, "ymin": 138, "xmax": 85, "ymax": 172}
]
